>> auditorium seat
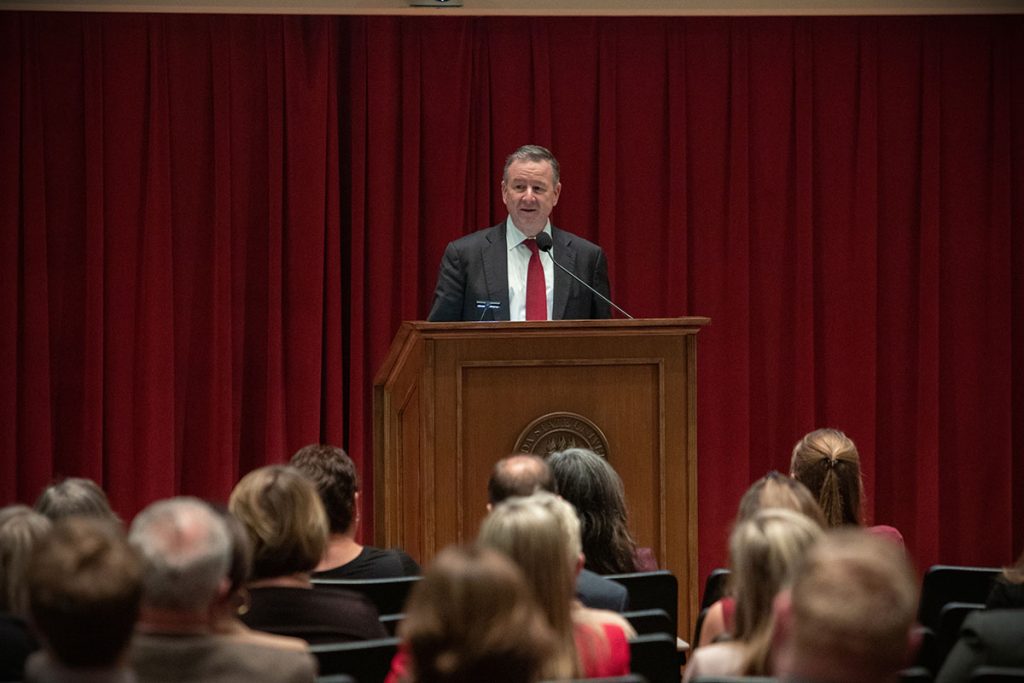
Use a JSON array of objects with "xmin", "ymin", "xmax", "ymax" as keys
[
  {"xmin": 917, "ymin": 565, "xmax": 999, "ymax": 632},
  {"xmin": 970, "ymin": 666, "xmax": 1024, "ymax": 682},
  {"xmin": 309, "ymin": 636, "xmax": 400, "ymax": 681},
  {"xmin": 606, "ymin": 571, "xmax": 679, "ymax": 640},
  {"xmin": 628, "ymin": 633, "xmax": 679, "ymax": 683},
  {"xmin": 312, "ymin": 576, "xmax": 420, "ymax": 617},
  {"xmin": 623, "ymin": 608, "xmax": 673, "ymax": 636},
  {"xmin": 690, "ymin": 568, "xmax": 730, "ymax": 647}
]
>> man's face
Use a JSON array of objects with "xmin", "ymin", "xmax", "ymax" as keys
[{"xmin": 501, "ymin": 159, "xmax": 561, "ymax": 237}]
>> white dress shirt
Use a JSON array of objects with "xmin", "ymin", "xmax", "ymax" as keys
[{"xmin": 506, "ymin": 217, "xmax": 554, "ymax": 321}]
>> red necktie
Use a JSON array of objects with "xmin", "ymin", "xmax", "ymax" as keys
[{"xmin": 525, "ymin": 239, "xmax": 547, "ymax": 320}]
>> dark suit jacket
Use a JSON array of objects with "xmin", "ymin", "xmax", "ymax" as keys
[
  {"xmin": 576, "ymin": 568, "xmax": 630, "ymax": 612},
  {"xmin": 427, "ymin": 222, "xmax": 612, "ymax": 321},
  {"xmin": 935, "ymin": 609, "xmax": 1024, "ymax": 683}
]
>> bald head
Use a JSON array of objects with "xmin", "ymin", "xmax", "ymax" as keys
[{"xmin": 487, "ymin": 454, "xmax": 557, "ymax": 505}]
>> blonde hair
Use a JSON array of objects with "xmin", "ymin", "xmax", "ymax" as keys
[
  {"xmin": 228, "ymin": 465, "xmax": 328, "ymax": 580},
  {"xmin": 737, "ymin": 471, "xmax": 826, "ymax": 528},
  {"xmin": 785, "ymin": 529, "xmax": 918, "ymax": 680},
  {"xmin": 790, "ymin": 428, "xmax": 864, "ymax": 527},
  {"xmin": 0, "ymin": 505, "xmax": 52, "ymax": 616},
  {"xmin": 477, "ymin": 492, "xmax": 581, "ymax": 678},
  {"xmin": 729, "ymin": 508, "xmax": 824, "ymax": 675},
  {"xmin": 401, "ymin": 545, "xmax": 554, "ymax": 683}
]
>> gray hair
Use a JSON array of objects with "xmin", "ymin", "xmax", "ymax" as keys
[
  {"xmin": 128, "ymin": 497, "xmax": 230, "ymax": 610},
  {"xmin": 503, "ymin": 145, "xmax": 560, "ymax": 185}
]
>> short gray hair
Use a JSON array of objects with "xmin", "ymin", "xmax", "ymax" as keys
[
  {"xmin": 128, "ymin": 497, "xmax": 230, "ymax": 610},
  {"xmin": 503, "ymin": 145, "xmax": 560, "ymax": 185}
]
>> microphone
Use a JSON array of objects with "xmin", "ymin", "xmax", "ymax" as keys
[{"xmin": 535, "ymin": 232, "xmax": 633, "ymax": 319}]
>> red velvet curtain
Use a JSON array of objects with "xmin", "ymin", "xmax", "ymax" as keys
[{"xmin": 2, "ymin": 12, "xmax": 1022, "ymax": 582}]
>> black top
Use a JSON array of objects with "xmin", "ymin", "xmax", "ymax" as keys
[
  {"xmin": 985, "ymin": 577, "xmax": 1024, "ymax": 609},
  {"xmin": 313, "ymin": 546, "xmax": 420, "ymax": 580},
  {"xmin": 0, "ymin": 612, "xmax": 37, "ymax": 681},
  {"xmin": 240, "ymin": 586, "xmax": 387, "ymax": 645}
]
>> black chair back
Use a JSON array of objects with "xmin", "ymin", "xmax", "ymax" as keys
[
  {"xmin": 898, "ymin": 666, "xmax": 934, "ymax": 683},
  {"xmin": 379, "ymin": 612, "xmax": 404, "ymax": 636},
  {"xmin": 312, "ymin": 576, "xmax": 421, "ymax": 616},
  {"xmin": 310, "ymin": 636, "xmax": 401, "ymax": 682},
  {"xmin": 623, "ymin": 608, "xmax": 673, "ymax": 636},
  {"xmin": 606, "ymin": 571, "xmax": 679, "ymax": 639},
  {"xmin": 934, "ymin": 602, "xmax": 985, "ymax": 669},
  {"xmin": 699, "ymin": 568, "xmax": 730, "ymax": 610},
  {"xmin": 917, "ymin": 565, "xmax": 999, "ymax": 631},
  {"xmin": 970, "ymin": 666, "xmax": 1024, "ymax": 682},
  {"xmin": 628, "ymin": 633, "xmax": 679, "ymax": 683}
]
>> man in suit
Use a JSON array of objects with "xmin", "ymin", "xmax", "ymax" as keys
[
  {"xmin": 487, "ymin": 454, "xmax": 629, "ymax": 612},
  {"xmin": 427, "ymin": 145, "xmax": 612, "ymax": 322},
  {"xmin": 127, "ymin": 497, "xmax": 317, "ymax": 683}
]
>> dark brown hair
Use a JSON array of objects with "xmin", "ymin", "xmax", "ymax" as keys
[{"xmin": 290, "ymin": 444, "xmax": 359, "ymax": 534}]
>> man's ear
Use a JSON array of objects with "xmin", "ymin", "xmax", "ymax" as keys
[
  {"xmin": 574, "ymin": 553, "xmax": 585, "ymax": 578},
  {"xmin": 486, "ymin": 503, "xmax": 492, "ymax": 513}
]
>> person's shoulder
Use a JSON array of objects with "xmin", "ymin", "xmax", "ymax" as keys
[
  {"xmin": 573, "ymin": 604, "xmax": 636, "ymax": 638},
  {"xmin": 133, "ymin": 633, "xmax": 317, "ymax": 683},
  {"xmin": 447, "ymin": 223, "xmax": 505, "ymax": 248},
  {"xmin": 683, "ymin": 640, "xmax": 747, "ymax": 681},
  {"xmin": 962, "ymin": 607, "xmax": 1024, "ymax": 639},
  {"xmin": 576, "ymin": 569, "xmax": 629, "ymax": 611},
  {"xmin": 320, "ymin": 546, "xmax": 418, "ymax": 579}
]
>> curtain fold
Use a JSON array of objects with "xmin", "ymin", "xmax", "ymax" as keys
[{"xmin": 1, "ymin": 12, "xmax": 1021, "ymax": 581}]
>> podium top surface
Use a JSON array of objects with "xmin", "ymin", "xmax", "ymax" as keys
[
  {"xmin": 374, "ymin": 317, "xmax": 710, "ymax": 386},
  {"xmin": 406, "ymin": 316, "xmax": 710, "ymax": 334}
]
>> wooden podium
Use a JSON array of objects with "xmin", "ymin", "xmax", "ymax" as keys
[{"xmin": 373, "ymin": 317, "xmax": 709, "ymax": 632}]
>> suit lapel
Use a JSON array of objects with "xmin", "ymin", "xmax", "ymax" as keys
[
  {"xmin": 481, "ymin": 223, "xmax": 510, "ymax": 320},
  {"xmin": 551, "ymin": 226, "xmax": 576, "ymax": 320}
]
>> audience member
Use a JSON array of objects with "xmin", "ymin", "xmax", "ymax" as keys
[
  {"xmin": 210, "ymin": 507, "xmax": 308, "ymax": 653},
  {"xmin": 790, "ymin": 428, "xmax": 904, "ymax": 543},
  {"xmin": 478, "ymin": 492, "xmax": 634, "ymax": 679},
  {"xmin": 290, "ymin": 443, "xmax": 419, "ymax": 578},
  {"xmin": 699, "ymin": 472, "xmax": 825, "ymax": 647},
  {"xmin": 736, "ymin": 471, "xmax": 826, "ymax": 527},
  {"xmin": 23, "ymin": 517, "xmax": 141, "ymax": 683},
  {"xmin": 935, "ymin": 608, "xmax": 1024, "ymax": 682},
  {"xmin": 684, "ymin": 508, "xmax": 823, "ymax": 681},
  {"xmin": 985, "ymin": 545, "xmax": 1024, "ymax": 609},
  {"xmin": 399, "ymin": 545, "xmax": 555, "ymax": 683},
  {"xmin": 0, "ymin": 505, "xmax": 50, "ymax": 681},
  {"xmin": 488, "ymin": 453, "xmax": 629, "ymax": 612},
  {"xmin": 34, "ymin": 477, "xmax": 121, "ymax": 525},
  {"xmin": 128, "ymin": 496, "xmax": 316, "ymax": 683},
  {"xmin": 934, "ymin": 543, "xmax": 1024, "ymax": 682},
  {"xmin": 772, "ymin": 528, "xmax": 919, "ymax": 683},
  {"xmin": 228, "ymin": 465, "xmax": 386, "ymax": 643},
  {"xmin": 548, "ymin": 447, "xmax": 657, "ymax": 573}
]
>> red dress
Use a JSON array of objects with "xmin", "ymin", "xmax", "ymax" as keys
[{"xmin": 384, "ymin": 621, "xmax": 630, "ymax": 682}]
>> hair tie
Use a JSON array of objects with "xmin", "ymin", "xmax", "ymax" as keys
[{"xmin": 826, "ymin": 458, "xmax": 837, "ymax": 470}]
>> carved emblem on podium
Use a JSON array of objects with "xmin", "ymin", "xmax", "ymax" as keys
[{"xmin": 514, "ymin": 412, "xmax": 609, "ymax": 457}]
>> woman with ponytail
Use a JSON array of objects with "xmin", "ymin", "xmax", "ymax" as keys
[{"xmin": 790, "ymin": 428, "xmax": 904, "ymax": 544}]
